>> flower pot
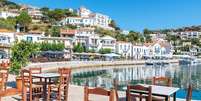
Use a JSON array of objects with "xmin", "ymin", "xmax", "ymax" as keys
[{"xmin": 16, "ymin": 76, "xmax": 22, "ymax": 91}]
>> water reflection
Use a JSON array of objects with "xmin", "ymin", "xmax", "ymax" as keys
[{"xmin": 72, "ymin": 64, "xmax": 201, "ymax": 100}]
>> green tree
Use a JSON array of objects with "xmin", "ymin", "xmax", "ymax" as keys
[
  {"xmin": 50, "ymin": 26, "xmax": 60, "ymax": 37},
  {"xmin": 191, "ymin": 38, "xmax": 200, "ymax": 46},
  {"xmin": 73, "ymin": 43, "xmax": 84, "ymax": 53},
  {"xmin": 127, "ymin": 31, "xmax": 141, "ymax": 43},
  {"xmin": 0, "ymin": 17, "xmax": 16, "ymax": 30},
  {"xmin": 47, "ymin": 9, "xmax": 65, "ymax": 21},
  {"xmin": 143, "ymin": 28, "xmax": 152, "ymax": 42},
  {"xmin": 40, "ymin": 42, "xmax": 65, "ymax": 51},
  {"xmin": 16, "ymin": 11, "xmax": 32, "ymax": 32},
  {"xmin": 63, "ymin": 9, "xmax": 78, "ymax": 17},
  {"xmin": 115, "ymin": 33, "xmax": 127, "ymax": 41},
  {"xmin": 98, "ymin": 48, "xmax": 112, "ymax": 54},
  {"xmin": 109, "ymin": 20, "xmax": 120, "ymax": 30},
  {"xmin": 40, "ymin": 7, "xmax": 50, "ymax": 15},
  {"xmin": 10, "ymin": 41, "xmax": 39, "ymax": 74},
  {"xmin": 95, "ymin": 28, "xmax": 116, "ymax": 37}
]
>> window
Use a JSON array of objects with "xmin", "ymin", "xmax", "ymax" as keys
[{"xmin": 27, "ymin": 37, "xmax": 33, "ymax": 42}]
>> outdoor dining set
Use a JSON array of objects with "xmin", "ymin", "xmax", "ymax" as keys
[{"xmin": 0, "ymin": 62, "xmax": 193, "ymax": 101}]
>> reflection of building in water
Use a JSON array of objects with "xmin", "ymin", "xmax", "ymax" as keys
[
  {"xmin": 112, "ymin": 66, "xmax": 172, "ymax": 83},
  {"xmin": 73, "ymin": 65, "xmax": 201, "ymax": 90}
]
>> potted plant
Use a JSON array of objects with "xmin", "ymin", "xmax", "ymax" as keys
[{"xmin": 10, "ymin": 40, "xmax": 39, "ymax": 91}]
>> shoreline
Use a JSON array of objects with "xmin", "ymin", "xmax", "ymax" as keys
[{"xmin": 25, "ymin": 59, "xmax": 179, "ymax": 72}]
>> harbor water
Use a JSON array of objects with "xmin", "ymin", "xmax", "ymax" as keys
[{"xmin": 72, "ymin": 64, "xmax": 201, "ymax": 100}]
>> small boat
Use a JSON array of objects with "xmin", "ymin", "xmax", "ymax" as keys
[{"xmin": 145, "ymin": 59, "xmax": 169, "ymax": 66}]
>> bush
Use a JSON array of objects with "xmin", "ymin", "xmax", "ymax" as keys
[
  {"xmin": 98, "ymin": 48, "xmax": 112, "ymax": 54},
  {"xmin": 40, "ymin": 42, "xmax": 65, "ymax": 51},
  {"xmin": 73, "ymin": 43, "xmax": 84, "ymax": 53},
  {"xmin": 10, "ymin": 40, "xmax": 39, "ymax": 74}
]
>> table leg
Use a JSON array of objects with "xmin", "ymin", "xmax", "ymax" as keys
[
  {"xmin": 64, "ymin": 86, "xmax": 67, "ymax": 101},
  {"xmin": 165, "ymin": 96, "xmax": 168, "ymax": 101},
  {"xmin": 43, "ymin": 78, "xmax": 47, "ymax": 101},
  {"xmin": 173, "ymin": 92, "xmax": 176, "ymax": 101}
]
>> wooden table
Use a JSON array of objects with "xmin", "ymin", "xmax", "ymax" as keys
[
  {"xmin": 32, "ymin": 73, "xmax": 60, "ymax": 101},
  {"xmin": 125, "ymin": 84, "xmax": 180, "ymax": 101}
]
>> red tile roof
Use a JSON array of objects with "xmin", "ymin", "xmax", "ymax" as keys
[{"xmin": 60, "ymin": 29, "xmax": 77, "ymax": 35}]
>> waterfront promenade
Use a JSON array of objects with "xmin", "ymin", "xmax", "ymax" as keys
[
  {"xmin": 2, "ymin": 74, "xmax": 196, "ymax": 101},
  {"xmin": 26, "ymin": 59, "xmax": 179, "ymax": 72}
]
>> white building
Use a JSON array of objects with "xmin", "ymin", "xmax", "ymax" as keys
[
  {"xmin": 144, "ymin": 39, "xmax": 173, "ymax": 58},
  {"xmin": 116, "ymin": 41, "xmax": 132, "ymax": 58},
  {"xmin": 61, "ymin": 28, "xmax": 101, "ymax": 52},
  {"xmin": 179, "ymin": 31, "xmax": 201, "ymax": 39},
  {"xmin": 16, "ymin": 32, "xmax": 44, "ymax": 43},
  {"xmin": 78, "ymin": 7, "xmax": 92, "ymax": 17},
  {"xmin": 27, "ymin": 6, "xmax": 43, "ymax": 22},
  {"xmin": 98, "ymin": 36, "xmax": 116, "ymax": 52},
  {"xmin": 0, "ymin": 29, "xmax": 16, "ymax": 58},
  {"xmin": 132, "ymin": 45, "xmax": 150, "ymax": 60},
  {"xmin": 60, "ymin": 7, "xmax": 114, "ymax": 30},
  {"xmin": 0, "ymin": 11, "xmax": 19, "ymax": 19}
]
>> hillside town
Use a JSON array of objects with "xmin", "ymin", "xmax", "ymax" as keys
[
  {"xmin": 0, "ymin": 0, "xmax": 201, "ymax": 101},
  {"xmin": 0, "ymin": 3, "xmax": 183, "ymax": 62}
]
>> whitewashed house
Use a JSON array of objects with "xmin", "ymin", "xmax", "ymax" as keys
[
  {"xmin": 144, "ymin": 39, "xmax": 173, "ymax": 58},
  {"xmin": 16, "ymin": 33, "xmax": 44, "ymax": 43},
  {"xmin": 116, "ymin": 41, "xmax": 132, "ymax": 58},
  {"xmin": 27, "ymin": 6, "xmax": 43, "ymax": 22},
  {"xmin": 131, "ymin": 44, "xmax": 150, "ymax": 60},
  {"xmin": 0, "ymin": 29, "xmax": 16, "ymax": 58},
  {"xmin": 61, "ymin": 28, "xmax": 101, "ymax": 52},
  {"xmin": 60, "ymin": 7, "xmax": 114, "ymax": 30},
  {"xmin": 98, "ymin": 36, "xmax": 116, "ymax": 52},
  {"xmin": 0, "ymin": 11, "xmax": 19, "ymax": 19}
]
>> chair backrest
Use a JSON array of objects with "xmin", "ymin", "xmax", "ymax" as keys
[
  {"xmin": 21, "ymin": 69, "xmax": 32, "ymax": 88},
  {"xmin": 84, "ymin": 86, "xmax": 114, "ymax": 101},
  {"xmin": 29, "ymin": 67, "xmax": 42, "ymax": 74},
  {"xmin": 0, "ymin": 68, "xmax": 8, "ymax": 82},
  {"xmin": 152, "ymin": 76, "xmax": 172, "ymax": 87},
  {"xmin": 58, "ymin": 68, "xmax": 71, "ymax": 87},
  {"xmin": 1, "ymin": 61, "xmax": 9, "ymax": 68},
  {"xmin": 186, "ymin": 84, "xmax": 192, "ymax": 101},
  {"xmin": 127, "ymin": 85, "xmax": 152, "ymax": 101},
  {"xmin": 0, "ymin": 73, "xmax": 5, "ymax": 90}
]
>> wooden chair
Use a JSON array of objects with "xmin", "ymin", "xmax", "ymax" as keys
[
  {"xmin": 152, "ymin": 77, "xmax": 172, "ymax": 101},
  {"xmin": 29, "ymin": 67, "xmax": 42, "ymax": 84},
  {"xmin": 29, "ymin": 67, "xmax": 42, "ymax": 74},
  {"xmin": 0, "ymin": 73, "xmax": 5, "ymax": 91},
  {"xmin": 186, "ymin": 84, "xmax": 192, "ymax": 101},
  {"xmin": 21, "ymin": 69, "xmax": 42, "ymax": 101},
  {"xmin": 152, "ymin": 76, "xmax": 172, "ymax": 87},
  {"xmin": 0, "ymin": 68, "xmax": 8, "ymax": 90},
  {"xmin": 84, "ymin": 86, "xmax": 115, "ymax": 101},
  {"xmin": 1, "ymin": 61, "xmax": 9, "ymax": 68},
  {"xmin": 126, "ymin": 85, "xmax": 152, "ymax": 101},
  {"xmin": 47, "ymin": 68, "xmax": 71, "ymax": 101}
]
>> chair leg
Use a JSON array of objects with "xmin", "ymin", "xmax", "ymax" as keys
[
  {"xmin": 22, "ymin": 88, "xmax": 27, "ymax": 101},
  {"xmin": 3, "ymin": 83, "xmax": 6, "ymax": 90},
  {"xmin": 57, "ymin": 88, "xmax": 61, "ymax": 101},
  {"xmin": 47, "ymin": 86, "xmax": 51, "ymax": 101},
  {"xmin": 64, "ymin": 86, "xmax": 68, "ymax": 101}
]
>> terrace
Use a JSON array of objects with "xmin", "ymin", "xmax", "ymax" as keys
[{"xmin": 0, "ymin": 62, "xmax": 196, "ymax": 101}]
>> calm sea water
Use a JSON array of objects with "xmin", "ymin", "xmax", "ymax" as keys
[{"xmin": 72, "ymin": 64, "xmax": 201, "ymax": 100}]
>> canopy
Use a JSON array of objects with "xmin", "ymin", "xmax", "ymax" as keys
[{"xmin": 103, "ymin": 53, "xmax": 120, "ymax": 57}]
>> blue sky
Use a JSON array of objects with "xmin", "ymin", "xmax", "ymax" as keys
[{"xmin": 10, "ymin": 0, "xmax": 201, "ymax": 32}]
